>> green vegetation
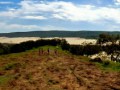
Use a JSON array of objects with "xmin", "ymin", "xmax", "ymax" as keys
[
  {"xmin": 93, "ymin": 60, "xmax": 120, "ymax": 71},
  {"xmin": 0, "ymin": 31, "xmax": 120, "ymax": 38},
  {"xmin": 97, "ymin": 33, "xmax": 120, "ymax": 44},
  {"xmin": 0, "ymin": 39, "xmax": 64, "ymax": 54},
  {"xmin": 0, "ymin": 38, "xmax": 120, "ymax": 56},
  {"xmin": 77, "ymin": 55, "xmax": 120, "ymax": 72},
  {"xmin": 0, "ymin": 32, "xmax": 120, "ymax": 56}
]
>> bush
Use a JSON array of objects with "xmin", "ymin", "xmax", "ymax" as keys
[
  {"xmin": 83, "ymin": 45, "xmax": 102, "ymax": 55},
  {"xmin": 10, "ymin": 39, "xmax": 63, "ymax": 53},
  {"xmin": 0, "ymin": 38, "xmax": 120, "ymax": 56},
  {"xmin": 0, "ymin": 43, "xmax": 12, "ymax": 54},
  {"xmin": 60, "ymin": 39, "xmax": 70, "ymax": 50},
  {"xmin": 69, "ymin": 45, "xmax": 84, "ymax": 55}
]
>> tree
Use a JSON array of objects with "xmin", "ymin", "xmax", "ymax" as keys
[
  {"xmin": 97, "ymin": 33, "xmax": 110, "ymax": 44},
  {"xmin": 97, "ymin": 33, "xmax": 120, "ymax": 45}
]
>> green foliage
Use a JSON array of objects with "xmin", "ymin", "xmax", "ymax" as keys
[
  {"xmin": 70, "ymin": 45, "xmax": 102, "ymax": 55},
  {"xmin": 70, "ymin": 45, "xmax": 84, "ymax": 55},
  {"xmin": 84, "ymin": 45, "xmax": 102, "ymax": 55},
  {"xmin": 10, "ymin": 39, "xmax": 62, "ymax": 53},
  {"xmin": 0, "ymin": 31, "xmax": 120, "ymax": 39},
  {"xmin": 0, "ymin": 43, "xmax": 12, "ymax": 54},
  {"xmin": 95, "ymin": 60, "xmax": 120, "ymax": 71},
  {"xmin": 60, "ymin": 39, "xmax": 70, "ymax": 50},
  {"xmin": 97, "ymin": 33, "xmax": 120, "ymax": 44},
  {"xmin": 0, "ymin": 34, "xmax": 120, "ymax": 56}
]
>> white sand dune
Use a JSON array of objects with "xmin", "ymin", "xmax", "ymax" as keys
[
  {"xmin": 0, "ymin": 37, "xmax": 96, "ymax": 45},
  {"xmin": 0, "ymin": 37, "xmax": 40, "ymax": 44},
  {"xmin": 64, "ymin": 38, "xmax": 96, "ymax": 45}
]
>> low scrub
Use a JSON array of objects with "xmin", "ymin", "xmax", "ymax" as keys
[{"xmin": 94, "ymin": 60, "xmax": 120, "ymax": 71}]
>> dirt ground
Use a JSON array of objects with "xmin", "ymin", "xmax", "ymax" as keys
[{"xmin": 0, "ymin": 47, "xmax": 120, "ymax": 90}]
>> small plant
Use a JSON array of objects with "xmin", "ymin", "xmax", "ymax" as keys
[
  {"xmin": 24, "ymin": 73, "xmax": 32, "ymax": 80},
  {"xmin": 0, "ymin": 75, "xmax": 13, "ymax": 85},
  {"xmin": 103, "ymin": 61, "xmax": 110, "ymax": 66},
  {"xmin": 95, "ymin": 60, "xmax": 120, "ymax": 71},
  {"xmin": 4, "ymin": 62, "xmax": 21, "ymax": 70},
  {"xmin": 48, "ymin": 79, "xmax": 59, "ymax": 85}
]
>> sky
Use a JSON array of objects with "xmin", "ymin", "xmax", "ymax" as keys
[{"xmin": 0, "ymin": 0, "xmax": 120, "ymax": 33}]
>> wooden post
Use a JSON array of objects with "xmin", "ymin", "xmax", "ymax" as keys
[{"xmin": 54, "ymin": 49, "xmax": 57, "ymax": 55}]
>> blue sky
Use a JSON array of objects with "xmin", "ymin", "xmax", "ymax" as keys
[{"xmin": 0, "ymin": 0, "xmax": 120, "ymax": 33}]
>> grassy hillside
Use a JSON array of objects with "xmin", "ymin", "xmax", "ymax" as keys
[
  {"xmin": 0, "ymin": 31, "xmax": 120, "ymax": 39},
  {"xmin": 0, "ymin": 46, "xmax": 120, "ymax": 90}
]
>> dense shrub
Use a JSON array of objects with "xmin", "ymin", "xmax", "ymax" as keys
[
  {"xmin": 0, "ymin": 39, "xmax": 67, "ymax": 54},
  {"xmin": 69, "ymin": 44, "xmax": 120, "ymax": 56},
  {"xmin": 97, "ymin": 33, "xmax": 120, "ymax": 44},
  {"xmin": 0, "ymin": 38, "xmax": 120, "ymax": 56},
  {"xmin": 102, "ymin": 44, "xmax": 120, "ymax": 54},
  {"xmin": 69, "ymin": 45, "xmax": 84, "ymax": 55},
  {"xmin": 35, "ymin": 39, "xmax": 61, "ymax": 47},
  {"xmin": 69, "ymin": 45, "xmax": 102, "ymax": 55},
  {"xmin": 0, "ymin": 43, "xmax": 12, "ymax": 54},
  {"xmin": 60, "ymin": 39, "xmax": 70, "ymax": 50},
  {"xmin": 84, "ymin": 45, "xmax": 102, "ymax": 55}
]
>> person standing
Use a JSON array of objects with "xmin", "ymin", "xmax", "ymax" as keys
[
  {"xmin": 39, "ymin": 48, "xmax": 44, "ymax": 55},
  {"xmin": 47, "ymin": 48, "xmax": 50, "ymax": 55}
]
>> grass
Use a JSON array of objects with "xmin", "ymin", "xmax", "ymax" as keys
[
  {"xmin": 94, "ymin": 60, "xmax": 120, "ymax": 72},
  {"xmin": 0, "ymin": 75, "xmax": 13, "ymax": 85},
  {"xmin": 73, "ymin": 52, "xmax": 120, "ymax": 72}
]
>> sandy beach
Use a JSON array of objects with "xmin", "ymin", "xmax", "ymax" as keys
[{"xmin": 0, "ymin": 37, "xmax": 96, "ymax": 45}]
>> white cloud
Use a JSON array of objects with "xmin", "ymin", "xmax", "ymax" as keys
[
  {"xmin": 40, "ymin": 25, "xmax": 66, "ymax": 30},
  {"xmin": 0, "ymin": 22, "xmax": 66, "ymax": 32},
  {"xmin": 0, "ymin": 22, "xmax": 40, "ymax": 30},
  {"xmin": 23, "ymin": 15, "xmax": 47, "ymax": 20},
  {"xmin": 53, "ymin": 14, "xmax": 65, "ymax": 20},
  {"xmin": 0, "ymin": 11, "xmax": 17, "ymax": 17},
  {"xmin": 114, "ymin": 0, "xmax": 120, "ymax": 5},
  {"xmin": 17, "ymin": 1, "xmax": 120, "ymax": 23},
  {"xmin": 1, "ymin": 0, "xmax": 120, "ymax": 23}
]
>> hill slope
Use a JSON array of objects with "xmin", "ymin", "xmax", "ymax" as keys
[
  {"xmin": 0, "ymin": 31, "xmax": 120, "ymax": 39},
  {"xmin": 0, "ymin": 46, "xmax": 120, "ymax": 90}
]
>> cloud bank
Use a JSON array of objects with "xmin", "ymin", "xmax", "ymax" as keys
[
  {"xmin": 0, "ymin": 0, "xmax": 120, "ymax": 23},
  {"xmin": 0, "ymin": 0, "xmax": 120, "ymax": 32}
]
